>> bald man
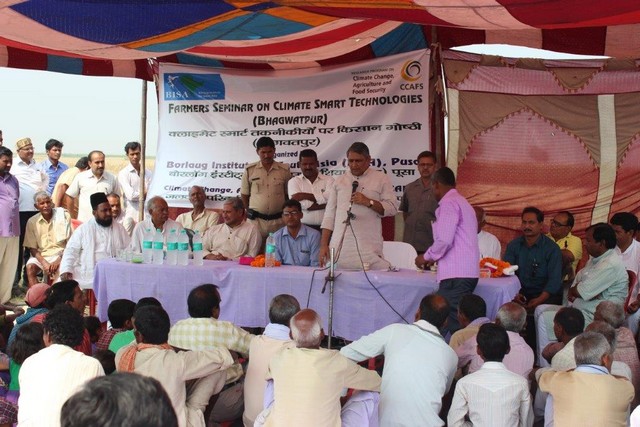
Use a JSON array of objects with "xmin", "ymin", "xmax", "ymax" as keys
[
  {"xmin": 262, "ymin": 309, "xmax": 380, "ymax": 427},
  {"xmin": 175, "ymin": 186, "xmax": 219, "ymax": 235},
  {"xmin": 129, "ymin": 196, "xmax": 183, "ymax": 252}
]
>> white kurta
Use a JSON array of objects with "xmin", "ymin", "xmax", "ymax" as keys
[
  {"xmin": 11, "ymin": 159, "xmax": 48, "ymax": 211},
  {"xmin": 478, "ymin": 229, "xmax": 502, "ymax": 259},
  {"xmin": 117, "ymin": 163, "xmax": 152, "ymax": 221},
  {"xmin": 18, "ymin": 344, "xmax": 104, "ymax": 427},
  {"xmin": 129, "ymin": 217, "xmax": 183, "ymax": 252},
  {"xmin": 321, "ymin": 167, "xmax": 398, "ymax": 269},
  {"xmin": 60, "ymin": 218, "xmax": 130, "ymax": 289}
]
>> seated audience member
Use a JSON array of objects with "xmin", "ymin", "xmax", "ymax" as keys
[
  {"xmin": 30, "ymin": 280, "xmax": 91, "ymax": 356},
  {"xmin": 106, "ymin": 193, "xmax": 135, "ymax": 236},
  {"xmin": 92, "ymin": 350, "xmax": 115, "ymax": 375},
  {"xmin": 535, "ymin": 223, "xmax": 627, "ymax": 364},
  {"xmin": 594, "ymin": 301, "xmax": 640, "ymax": 404},
  {"xmin": 108, "ymin": 297, "xmax": 162, "ymax": 354},
  {"xmin": 505, "ymin": 207, "xmax": 563, "ymax": 310},
  {"xmin": 0, "ymin": 303, "xmax": 25, "ymax": 352},
  {"xmin": 272, "ymin": 200, "xmax": 321, "ymax": 267},
  {"xmin": 449, "ymin": 294, "xmax": 491, "ymax": 350},
  {"xmin": 18, "ymin": 305, "xmax": 104, "ymax": 426},
  {"xmin": 341, "ymin": 294, "xmax": 456, "ymax": 426},
  {"xmin": 129, "ymin": 196, "xmax": 183, "ymax": 252},
  {"xmin": 60, "ymin": 192, "xmax": 130, "ymax": 289},
  {"xmin": 24, "ymin": 191, "xmax": 71, "ymax": 286},
  {"xmin": 96, "ymin": 299, "xmax": 135, "ymax": 352},
  {"xmin": 611, "ymin": 212, "xmax": 640, "ymax": 336},
  {"xmin": 448, "ymin": 323, "xmax": 533, "ymax": 427},
  {"xmin": 541, "ymin": 307, "xmax": 585, "ymax": 369},
  {"xmin": 539, "ymin": 331, "xmax": 634, "ymax": 426},
  {"xmin": 61, "ymin": 372, "xmax": 178, "ymax": 427},
  {"xmin": 457, "ymin": 302, "xmax": 534, "ymax": 379},
  {"xmin": 203, "ymin": 197, "xmax": 261, "ymax": 261},
  {"xmin": 6, "ymin": 322, "xmax": 45, "ymax": 403},
  {"xmin": 585, "ymin": 321, "xmax": 633, "ymax": 380},
  {"xmin": 169, "ymin": 284, "xmax": 252, "ymax": 424},
  {"xmin": 263, "ymin": 309, "xmax": 381, "ymax": 427},
  {"xmin": 475, "ymin": 206, "xmax": 501, "ymax": 259},
  {"xmin": 7, "ymin": 283, "xmax": 49, "ymax": 350},
  {"xmin": 175, "ymin": 186, "xmax": 219, "ymax": 235},
  {"xmin": 243, "ymin": 295, "xmax": 299, "ymax": 427},
  {"xmin": 116, "ymin": 305, "xmax": 233, "ymax": 427},
  {"xmin": 84, "ymin": 316, "xmax": 102, "ymax": 349},
  {"xmin": 547, "ymin": 210, "xmax": 582, "ymax": 284}
]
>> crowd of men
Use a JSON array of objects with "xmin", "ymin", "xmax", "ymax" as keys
[{"xmin": 2, "ymin": 132, "xmax": 640, "ymax": 425}]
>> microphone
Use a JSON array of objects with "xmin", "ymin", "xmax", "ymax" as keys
[{"xmin": 345, "ymin": 180, "xmax": 358, "ymax": 221}]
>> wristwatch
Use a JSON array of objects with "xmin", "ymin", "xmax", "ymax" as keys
[{"xmin": 369, "ymin": 199, "xmax": 375, "ymax": 208}]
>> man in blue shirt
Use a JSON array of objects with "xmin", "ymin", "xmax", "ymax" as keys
[
  {"xmin": 38, "ymin": 139, "xmax": 68, "ymax": 195},
  {"xmin": 504, "ymin": 206, "xmax": 562, "ymax": 311},
  {"xmin": 273, "ymin": 200, "xmax": 320, "ymax": 267}
]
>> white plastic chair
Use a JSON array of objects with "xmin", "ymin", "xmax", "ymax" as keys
[{"xmin": 382, "ymin": 241, "xmax": 418, "ymax": 269}]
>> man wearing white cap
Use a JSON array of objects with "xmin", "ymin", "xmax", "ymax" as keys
[
  {"xmin": 60, "ymin": 193, "xmax": 130, "ymax": 289},
  {"xmin": 10, "ymin": 138, "xmax": 48, "ymax": 293}
]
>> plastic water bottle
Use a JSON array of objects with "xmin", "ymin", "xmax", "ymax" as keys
[
  {"xmin": 192, "ymin": 231, "xmax": 203, "ymax": 266},
  {"xmin": 177, "ymin": 230, "xmax": 190, "ymax": 266},
  {"xmin": 265, "ymin": 233, "xmax": 276, "ymax": 268},
  {"xmin": 152, "ymin": 228, "xmax": 164, "ymax": 265},
  {"xmin": 166, "ymin": 229, "xmax": 178, "ymax": 266},
  {"xmin": 142, "ymin": 228, "xmax": 153, "ymax": 263}
]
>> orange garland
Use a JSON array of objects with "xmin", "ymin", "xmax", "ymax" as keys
[
  {"xmin": 250, "ymin": 254, "xmax": 281, "ymax": 268},
  {"xmin": 479, "ymin": 257, "xmax": 511, "ymax": 278}
]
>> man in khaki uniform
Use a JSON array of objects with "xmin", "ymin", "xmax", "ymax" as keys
[{"xmin": 241, "ymin": 137, "xmax": 291, "ymax": 239}]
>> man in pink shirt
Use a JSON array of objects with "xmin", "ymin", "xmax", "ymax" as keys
[{"xmin": 415, "ymin": 167, "xmax": 480, "ymax": 333}]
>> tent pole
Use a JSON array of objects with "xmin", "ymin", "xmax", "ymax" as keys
[
  {"xmin": 430, "ymin": 27, "xmax": 445, "ymax": 165},
  {"xmin": 139, "ymin": 79, "xmax": 148, "ymax": 223}
]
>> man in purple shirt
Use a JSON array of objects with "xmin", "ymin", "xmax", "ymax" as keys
[
  {"xmin": 0, "ymin": 146, "xmax": 20, "ymax": 304},
  {"xmin": 415, "ymin": 167, "xmax": 479, "ymax": 333}
]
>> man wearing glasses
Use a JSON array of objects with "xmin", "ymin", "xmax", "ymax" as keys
[
  {"xmin": 547, "ymin": 211, "xmax": 583, "ymax": 284},
  {"xmin": 272, "ymin": 200, "xmax": 320, "ymax": 267}
]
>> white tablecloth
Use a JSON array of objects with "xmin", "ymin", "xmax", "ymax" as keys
[{"xmin": 94, "ymin": 259, "xmax": 520, "ymax": 341}]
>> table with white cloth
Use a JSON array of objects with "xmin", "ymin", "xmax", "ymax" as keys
[{"xmin": 94, "ymin": 259, "xmax": 520, "ymax": 341}]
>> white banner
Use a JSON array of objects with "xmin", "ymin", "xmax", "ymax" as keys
[{"xmin": 149, "ymin": 50, "xmax": 431, "ymax": 208}]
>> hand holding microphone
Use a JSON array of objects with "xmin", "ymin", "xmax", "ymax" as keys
[{"xmin": 345, "ymin": 180, "xmax": 359, "ymax": 222}]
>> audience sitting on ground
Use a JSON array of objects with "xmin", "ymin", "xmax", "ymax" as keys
[
  {"xmin": 168, "ymin": 284, "xmax": 253, "ymax": 425},
  {"xmin": 61, "ymin": 372, "xmax": 178, "ymax": 427},
  {"xmin": 18, "ymin": 305, "xmax": 104, "ymax": 426},
  {"xmin": 448, "ymin": 323, "xmax": 533, "ymax": 427},
  {"xmin": 7, "ymin": 283, "xmax": 49, "ymax": 351},
  {"xmin": 4, "ymin": 322, "xmax": 45, "ymax": 404},
  {"xmin": 30, "ymin": 280, "xmax": 92, "ymax": 356},
  {"xmin": 456, "ymin": 302, "xmax": 534, "ymax": 379},
  {"xmin": 108, "ymin": 297, "xmax": 162, "ymax": 354},
  {"xmin": 341, "ymin": 294, "xmax": 456, "ymax": 426},
  {"xmin": 594, "ymin": 301, "xmax": 640, "ymax": 406},
  {"xmin": 115, "ymin": 305, "xmax": 233, "ymax": 427},
  {"xmin": 539, "ymin": 331, "xmax": 634, "ymax": 426},
  {"xmin": 260, "ymin": 309, "xmax": 381, "ymax": 427},
  {"xmin": 84, "ymin": 315, "xmax": 102, "ymax": 349},
  {"xmin": 449, "ymin": 293, "xmax": 490, "ymax": 350},
  {"xmin": 540, "ymin": 307, "xmax": 585, "ymax": 369},
  {"xmin": 96, "ymin": 299, "xmax": 135, "ymax": 352},
  {"xmin": 243, "ymin": 294, "xmax": 299, "ymax": 427},
  {"xmin": 92, "ymin": 350, "xmax": 116, "ymax": 375}
]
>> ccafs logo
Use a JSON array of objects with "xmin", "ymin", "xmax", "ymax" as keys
[
  {"xmin": 163, "ymin": 73, "xmax": 225, "ymax": 101},
  {"xmin": 400, "ymin": 60, "xmax": 423, "ymax": 90}
]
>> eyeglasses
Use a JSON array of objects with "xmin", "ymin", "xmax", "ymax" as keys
[
  {"xmin": 551, "ymin": 220, "xmax": 569, "ymax": 227},
  {"xmin": 282, "ymin": 211, "xmax": 300, "ymax": 217}
]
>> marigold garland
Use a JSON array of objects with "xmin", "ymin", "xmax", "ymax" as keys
[
  {"xmin": 250, "ymin": 254, "xmax": 281, "ymax": 268},
  {"xmin": 479, "ymin": 257, "xmax": 511, "ymax": 278}
]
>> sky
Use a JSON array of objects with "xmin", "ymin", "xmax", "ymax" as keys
[
  {"xmin": 0, "ymin": 44, "xmax": 604, "ymax": 158},
  {"xmin": 0, "ymin": 68, "xmax": 159, "ymax": 156}
]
